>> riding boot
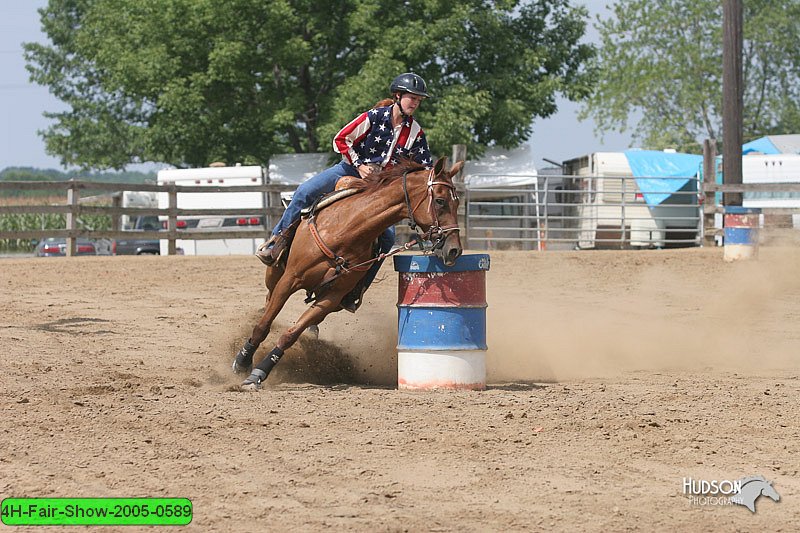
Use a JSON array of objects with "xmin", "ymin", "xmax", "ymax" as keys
[
  {"xmin": 339, "ymin": 280, "xmax": 367, "ymax": 313},
  {"xmin": 255, "ymin": 227, "xmax": 295, "ymax": 266}
]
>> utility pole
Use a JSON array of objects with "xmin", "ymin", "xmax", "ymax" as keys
[{"xmin": 722, "ymin": 0, "xmax": 743, "ymax": 206}]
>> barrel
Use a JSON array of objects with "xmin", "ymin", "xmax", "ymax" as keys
[
  {"xmin": 723, "ymin": 206, "xmax": 761, "ymax": 262},
  {"xmin": 393, "ymin": 254, "xmax": 490, "ymax": 390}
]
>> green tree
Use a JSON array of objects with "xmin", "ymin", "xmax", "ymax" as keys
[
  {"xmin": 25, "ymin": 0, "xmax": 595, "ymax": 170},
  {"xmin": 582, "ymin": 0, "xmax": 800, "ymax": 153}
]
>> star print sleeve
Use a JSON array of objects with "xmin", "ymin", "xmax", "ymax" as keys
[
  {"xmin": 409, "ymin": 130, "xmax": 432, "ymax": 168},
  {"xmin": 333, "ymin": 111, "xmax": 371, "ymax": 166}
]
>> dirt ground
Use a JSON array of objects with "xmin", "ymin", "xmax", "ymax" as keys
[{"xmin": 1, "ymin": 245, "xmax": 799, "ymax": 531}]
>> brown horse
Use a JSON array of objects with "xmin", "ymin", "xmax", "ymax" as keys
[{"xmin": 232, "ymin": 156, "xmax": 464, "ymax": 389}]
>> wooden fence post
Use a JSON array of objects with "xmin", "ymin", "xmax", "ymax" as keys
[
  {"xmin": 66, "ymin": 180, "xmax": 78, "ymax": 256},
  {"xmin": 722, "ymin": 0, "xmax": 743, "ymax": 207},
  {"xmin": 167, "ymin": 183, "xmax": 177, "ymax": 255},
  {"xmin": 451, "ymin": 144, "xmax": 467, "ymax": 247},
  {"xmin": 451, "ymin": 144, "xmax": 466, "ymax": 184},
  {"xmin": 702, "ymin": 138, "xmax": 717, "ymax": 246},
  {"xmin": 111, "ymin": 193, "xmax": 122, "ymax": 232}
]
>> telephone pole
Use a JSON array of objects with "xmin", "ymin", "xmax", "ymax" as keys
[{"xmin": 722, "ymin": 0, "xmax": 743, "ymax": 206}]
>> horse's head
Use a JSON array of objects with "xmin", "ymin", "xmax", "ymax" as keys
[
  {"xmin": 406, "ymin": 157, "xmax": 463, "ymax": 266},
  {"xmin": 761, "ymin": 480, "xmax": 781, "ymax": 502}
]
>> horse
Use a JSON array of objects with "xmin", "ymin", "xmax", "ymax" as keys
[
  {"xmin": 231, "ymin": 156, "xmax": 464, "ymax": 390},
  {"xmin": 730, "ymin": 475, "xmax": 780, "ymax": 513}
]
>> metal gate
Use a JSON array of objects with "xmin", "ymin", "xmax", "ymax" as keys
[{"xmin": 464, "ymin": 174, "xmax": 702, "ymax": 250}]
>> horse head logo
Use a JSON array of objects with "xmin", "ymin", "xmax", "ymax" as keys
[{"xmin": 730, "ymin": 476, "xmax": 780, "ymax": 513}]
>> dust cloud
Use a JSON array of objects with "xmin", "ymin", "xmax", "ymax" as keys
[{"xmin": 485, "ymin": 247, "xmax": 800, "ymax": 381}]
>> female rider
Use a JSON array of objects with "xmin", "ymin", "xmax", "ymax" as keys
[{"xmin": 255, "ymin": 73, "xmax": 433, "ymax": 310}]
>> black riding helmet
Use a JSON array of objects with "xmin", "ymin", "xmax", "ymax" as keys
[{"xmin": 389, "ymin": 73, "xmax": 430, "ymax": 98}]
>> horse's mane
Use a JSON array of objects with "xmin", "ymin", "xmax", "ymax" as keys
[{"xmin": 351, "ymin": 158, "xmax": 428, "ymax": 193}]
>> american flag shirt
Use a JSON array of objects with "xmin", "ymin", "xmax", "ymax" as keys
[{"xmin": 333, "ymin": 105, "xmax": 432, "ymax": 169}]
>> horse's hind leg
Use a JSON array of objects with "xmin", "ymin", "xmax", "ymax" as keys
[{"xmin": 240, "ymin": 293, "xmax": 346, "ymax": 390}]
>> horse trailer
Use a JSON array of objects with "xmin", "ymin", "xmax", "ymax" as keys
[
  {"xmin": 741, "ymin": 154, "xmax": 800, "ymax": 228},
  {"xmin": 561, "ymin": 151, "xmax": 700, "ymax": 249},
  {"xmin": 157, "ymin": 165, "xmax": 268, "ymax": 255}
]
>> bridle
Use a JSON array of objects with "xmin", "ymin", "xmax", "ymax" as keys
[{"xmin": 403, "ymin": 167, "xmax": 460, "ymax": 251}]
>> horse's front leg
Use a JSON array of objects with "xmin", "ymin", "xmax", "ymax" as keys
[
  {"xmin": 232, "ymin": 274, "xmax": 298, "ymax": 375},
  {"xmin": 240, "ymin": 289, "xmax": 350, "ymax": 391},
  {"xmin": 264, "ymin": 264, "xmax": 319, "ymax": 338},
  {"xmin": 263, "ymin": 264, "xmax": 284, "ymax": 306}
]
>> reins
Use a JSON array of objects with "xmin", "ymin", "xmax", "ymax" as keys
[{"xmin": 303, "ymin": 166, "xmax": 460, "ymax": 303}]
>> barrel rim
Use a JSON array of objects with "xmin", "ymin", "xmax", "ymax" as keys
[
  {"xmin": 393, "ymin": 253, "xmax": 490, "ymax": 273},
  {"xmin": 724, "ymin": 206, "xmax": 762, "ymax": 215}
]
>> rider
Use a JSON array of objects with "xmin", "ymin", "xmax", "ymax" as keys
[{"xmin": 256, "ymin": 73, "xmax": 433, "ymax": 309}]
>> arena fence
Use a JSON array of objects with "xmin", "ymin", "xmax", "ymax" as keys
[
  {"xmin": 0, "ymin": 180, "xmax": 290, "ymax": 255},
  {"xmin": 701, "ymin": 182, "xmax": 800, "ymax": 245},
  {"xmin": 2, "ymin": 177, "xmax": 799, "ymax": 255}
]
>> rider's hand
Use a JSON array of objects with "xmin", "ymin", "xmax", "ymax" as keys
[{"xmin": 357, "ymin": 164, "xmax": 375, "ymax": 179}]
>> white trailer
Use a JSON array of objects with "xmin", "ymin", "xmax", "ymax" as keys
[
  {"xmin": 562, "ymin": 152, "xmax": 699, "ymax": 249},
  {"xmin": 157, "ymin": 165, "xmax": 267, "ymax": 255},
  {"xmin": 563, "ymin": 152, "xmax": 660, "ymax": 248},
  {"xmin": 741, "ymin": 154, "xmax": 800, "ymax": 228}
]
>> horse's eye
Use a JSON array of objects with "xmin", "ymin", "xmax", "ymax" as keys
[{"xmin": 435, "ymin": 197, "xmax": 446, "ymax": 207}]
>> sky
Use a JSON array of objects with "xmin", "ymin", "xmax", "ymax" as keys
[{"xmin": 0, "ymin": 0, "xmax": 634, "ymax": 172}]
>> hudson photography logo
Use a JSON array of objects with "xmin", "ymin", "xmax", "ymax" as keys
[{"xmin": 682, "ymin": 475, "xmax": 781, "ymax": 512}]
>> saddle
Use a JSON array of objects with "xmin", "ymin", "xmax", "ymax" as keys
[
  {"xmin": 267, "ymin": 180, "xmax": 363, "ymax": 268},
  {"xmin": 271, "ymin": 180, "xmax": 375, "ymax": 312}
]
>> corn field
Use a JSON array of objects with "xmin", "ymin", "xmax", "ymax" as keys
[{"xmin": 0, "ymin": 196, "xmax": 112, "ymax": 252}]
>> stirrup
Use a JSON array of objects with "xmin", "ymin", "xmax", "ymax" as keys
[
  {"xmin": 255, "ymin": 239, "xmax": 274, "ymax": 266},
  {"xmin": 255, "ymin": 235, "xmax": 284, "ymax": 266}
]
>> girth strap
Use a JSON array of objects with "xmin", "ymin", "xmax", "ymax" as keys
[
  {"xmin": 307, "ymin": 216, "xmax": 349, "ymax": 266},
  {"xmin": 303, "ymin": 216, "xmax": 377, "ymax": 305}
]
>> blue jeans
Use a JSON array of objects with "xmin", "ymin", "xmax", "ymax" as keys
[
  {"xmin": 272, "ymin": 160, "xmax": 395, "ymax": 291},
  {"xmin": 364, "ymin": 225, "xmax": 395, "ymax": 290}
]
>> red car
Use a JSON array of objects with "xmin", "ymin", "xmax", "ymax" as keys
[{"xmin": 34, "ymin": 238, "xmax": 102, "ymax": 257}]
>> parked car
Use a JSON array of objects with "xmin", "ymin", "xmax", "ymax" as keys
[
  {"xmin": 34, "ymin": 238, "xmax": 102, "ymax": 257},
  {"xmin": 112, "ymin": 237, "xmax": 160, "ymax": 255},
  {"xmin": 112, "ymin": 215, "xmax": 160, "ymax": 255}
]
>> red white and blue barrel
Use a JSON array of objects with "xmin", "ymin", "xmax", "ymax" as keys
[
  {"xmin": 393, "ymin": 254, "xmax": 490, "ymax": 390},
  {"xmin": 724, "ymin": 206, "xmax": 761, "ymax": 261}
]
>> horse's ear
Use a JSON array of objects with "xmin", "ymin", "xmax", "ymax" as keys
[
  {"xmin": 448, "ymin": 161, "xmax": 464, "ymax": 179},
  {"xmin": 433, "ymin": 156, "xmax": 448, "ymax": 176}
]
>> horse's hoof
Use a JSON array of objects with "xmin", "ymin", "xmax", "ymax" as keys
[
  {"xmin": 232, "ymin": 341, "xmax": 257, "ymax": 375},
  {"xmin": 304, "ymin": 325, "xmax": 319, "ymax": 339},
  {"xmin": 240, "ymin": 369, "xmax": 267, "ymax": 391},
  {"xmin": 231, "ymin": 359, "xmax": 252, "ymax": 375}
]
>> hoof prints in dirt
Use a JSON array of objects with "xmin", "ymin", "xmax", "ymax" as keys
[{"xmin": 34, "ymin": 317, "xmax": 115, "ymax": 335}]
